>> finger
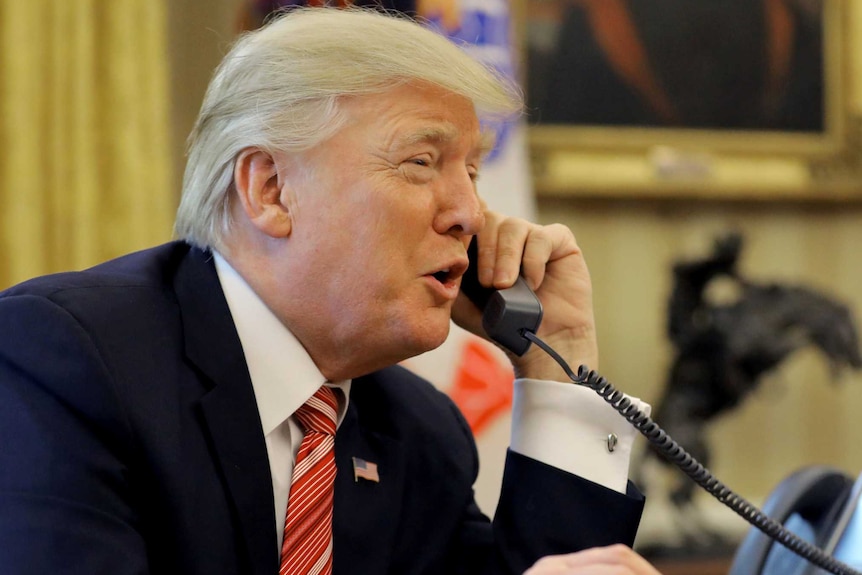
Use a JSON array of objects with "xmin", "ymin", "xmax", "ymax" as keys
[
  {"xmin": 489, "ymin": 217, "xmax": 531, "ymax": 287},
  {"xmin": 522, "ymin": 555, "xmax": 571, "ymax": 574},
  {"xmin": 519, "ymin": 233, "xmax": 549, "ymax": 291},
  {"xmin": 525, "ymin": 562, "xmax": 645, "ymax": 575},
  {"xmin": 520, "ymin": 223, "xmax": 579, "ymax": 291},
  {"xmin": 472, "ymin": 209, "xmax": 502, "ymax": 286},
  {"xmin": 558, "ymin": 545, "xmax": 662, "ymax": 574}
]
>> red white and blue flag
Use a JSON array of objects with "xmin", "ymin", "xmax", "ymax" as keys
[
  {"xmin": 404, "ymin": 0, "xmax": 535, "ymax": 517},
  {"xmin": 352, "ymin": 457, "xmax": 380, "ymax": 483}
]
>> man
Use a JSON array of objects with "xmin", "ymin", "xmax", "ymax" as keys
[{"xmin": 0, "ymin": 8, "xmax": 660, "ymax": 575}]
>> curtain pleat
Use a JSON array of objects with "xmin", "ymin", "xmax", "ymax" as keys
[{"xmin": 0, "ymin": 1, "xmax": 174, "ymax": 288}]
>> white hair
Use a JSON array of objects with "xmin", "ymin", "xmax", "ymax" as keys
[{"xmin": 175, "ymin": 7, "xmax": 523, "ymax": 250}]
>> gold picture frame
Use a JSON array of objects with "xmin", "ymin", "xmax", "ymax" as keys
[{"xmin": 519, "ymin": 0, "xmax": 862, "ymax": 201}]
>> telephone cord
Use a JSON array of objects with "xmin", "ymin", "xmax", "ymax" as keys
[{"xmin": 522, "ymin": 329, "xmax": 862, "ymax": 575}]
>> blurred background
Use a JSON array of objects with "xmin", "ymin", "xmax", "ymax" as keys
[{"xmin": 2, "ymin": 0, "xmax": 862, "ymax": 570}]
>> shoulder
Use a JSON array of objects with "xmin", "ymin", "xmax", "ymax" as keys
[
  {"xmin": 0, "ymin": 241, "xmax": 218, "ymax": 442},
  {"xmin": 351, "ymin": 365, "xmax": 477, "ymax": 459},
  {"xmin": 352, "ymin": 366, "xmax": 470, "ymax": 430},
  {"xmin": 0, "ymin": 242, "xmax": 209, "ymax": 329},
  {"xmin": 1, "ymin": 241, "xmax": 195, "ymax": 300},
  {"xmin": 0, "ymin": 242, "xmax": 210, "ymax": 393}
]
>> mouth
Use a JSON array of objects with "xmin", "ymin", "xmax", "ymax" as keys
[
  {"xmin": 425, "ymin": 259, "xmax": 469, "ymax": 296},
  {"xmin": 431, "ymin": 269, "xmax": 453, "ymax": 284}
]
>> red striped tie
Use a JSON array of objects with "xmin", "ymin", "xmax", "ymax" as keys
[{"xmin": 280, "ymin": 386, "xmax": 338, "ymax": 575}]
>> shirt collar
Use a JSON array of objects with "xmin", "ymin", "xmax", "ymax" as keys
[{"xmin": 213, "ymin": 252, "xmax": 350, "ymax": 436}]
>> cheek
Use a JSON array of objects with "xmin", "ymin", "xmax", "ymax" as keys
[
  {"xmin": 350, "ymin": 206, "xmax": 426, "ymax": 264},
  {"xmin": 309, "ymin": 183, "xmax": 433, "ymax": 291}
]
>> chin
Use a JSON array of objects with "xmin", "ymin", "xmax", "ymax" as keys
[
  {"xmin": 399, "ymin": 322, "xmax": 451, "ymax": 359},
  {"xmin": 378, "ymin": 304, "xmax": 451, "ymax": 360}
]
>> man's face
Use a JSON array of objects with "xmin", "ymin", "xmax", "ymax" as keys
[{"xmin": 276, "ymin": 82, "xmax": 488, "ymax": 377}]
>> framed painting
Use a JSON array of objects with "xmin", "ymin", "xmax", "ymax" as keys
[{"xmin": 517, "ymin": 0, "xmax": 862, "ymax": 200}]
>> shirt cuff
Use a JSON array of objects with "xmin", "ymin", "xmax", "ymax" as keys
[{"xmin": 510, "ymin": 378, "xmax": 651, "ymax": 494}]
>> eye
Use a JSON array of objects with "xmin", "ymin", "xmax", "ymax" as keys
[
  {"xmin": 399, "ymin": 155, "xmax": 435, "ymax": 183},
  {"xmin": 407, "ymin": 154, "xmax": 433, "ymax": 168}
]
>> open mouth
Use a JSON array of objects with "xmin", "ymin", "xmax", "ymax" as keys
[
  {"xmin": 426, "ymin": 259, "xmax": 467, "ymax": 291},
  {"xmin": 432, "ymin": 269, "xmax": 452, "ymax": 284}
]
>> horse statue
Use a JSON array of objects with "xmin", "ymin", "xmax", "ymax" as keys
[{"xmin": 638, "ymin": 232, "xmax": 861, "ymax": 554}]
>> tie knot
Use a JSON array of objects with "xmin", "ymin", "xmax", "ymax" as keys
[{"xmin": 294, "ymin": 386, "xmax": 338, "ymax": 436}]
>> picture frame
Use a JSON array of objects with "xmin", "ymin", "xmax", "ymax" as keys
[{"xmin": 517, "ymin": 0, "xmax": 862, "ymax": 200}]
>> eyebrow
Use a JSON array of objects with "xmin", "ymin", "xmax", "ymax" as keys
[
  {"xmin": 397, "ymin": 125, "xmax": 496, "ymax": 158},
  {"xmin": 401, "ymin": 125, "xmax": 459, "ymax": 146}
]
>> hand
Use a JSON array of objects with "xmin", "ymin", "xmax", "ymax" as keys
[
  {"xmin": 524, "ymin": 545, "xmax": 663, "ymax": 575},
  {"xmin": 451, "ymin": 211, "xmax": 598, "ymax": 381}
]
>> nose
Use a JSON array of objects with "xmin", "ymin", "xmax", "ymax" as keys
[{"xmin": 432, "ymin": 168, "xmax": 485, "ymax": 236}]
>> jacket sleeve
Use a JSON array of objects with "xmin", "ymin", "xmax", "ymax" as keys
[
  {"xmin": 0, "ymin": 295, "xmax": 149, "ymax": 575},
  {"xmin": 492, "ymin": 451, "xmax": 645, "ymax": 572},
  {"xmin": 443, "ymin": 394, "xmax": 645, "ymax": 575}
]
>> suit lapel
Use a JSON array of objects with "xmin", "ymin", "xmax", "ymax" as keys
[
  {"xmin": 174, "ymin": 247, "xmax": 278, "ymax": 575},
  {"xmin": 332, "ymin": 392, "xmax": 406, "ymax": 575},
  {"xmin": 173, "ymin": 246, "xmax": 412, "ymax": 575}
]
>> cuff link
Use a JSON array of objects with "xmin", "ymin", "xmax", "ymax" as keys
[{"xmin": 606, "ymin": 433, "xmax": 618, "ymax": 453}]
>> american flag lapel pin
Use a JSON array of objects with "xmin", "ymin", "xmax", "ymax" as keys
[{"xmin": 352, "ymin": 457, "xmax": 380, "ymax": 483}]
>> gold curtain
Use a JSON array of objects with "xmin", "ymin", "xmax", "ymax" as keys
[{"xmin": 0, "ymin": 1, "xmax": 174, "ymax": 289}]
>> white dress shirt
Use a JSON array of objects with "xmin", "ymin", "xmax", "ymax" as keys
[{"xmin": 213, "ymin": 253, "xmax": 649, "ymax": 552}]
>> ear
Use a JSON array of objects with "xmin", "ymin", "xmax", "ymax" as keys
[{"xmin": 233, "ymin": 147, "xmax": 292, "ymax": 238}]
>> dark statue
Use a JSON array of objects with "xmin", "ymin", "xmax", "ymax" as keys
[{"xmin": 638, "ymin": 232, "xmax": 862, "ymax": 554}]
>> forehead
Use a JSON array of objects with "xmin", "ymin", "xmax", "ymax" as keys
[{"xmin": 340, "ymin": 83, "xmax": 487, "ymax": 153}]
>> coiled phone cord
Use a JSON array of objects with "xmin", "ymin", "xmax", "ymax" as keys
[{"xmin": 522, "ymin": 329, "xmax": 862, "ymax": 575}]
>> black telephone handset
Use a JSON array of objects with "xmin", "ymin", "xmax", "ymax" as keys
[
  {"xmin": 459, "ymin": 241, "xmax": 860, "ymax": 575},
  {"xmin": 460, "ymin": 238, "xmax": 543, "ymax": 356}
]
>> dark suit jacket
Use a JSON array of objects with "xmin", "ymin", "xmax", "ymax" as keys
[{"xmin": 0, "ymin": 242, "xmax": 644, "ymax": 575}]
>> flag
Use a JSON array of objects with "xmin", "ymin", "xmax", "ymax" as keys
[
  {"xmin": 404, "ymin": 0, "xmax": 536, "ymax": 517},
  {"xmin": 352, "ymin": 457, "xmax": 380, "ymax": 483},
  {"xmin": 446, "ymin": 339, "xmax": 514, "ymax": 436}
]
